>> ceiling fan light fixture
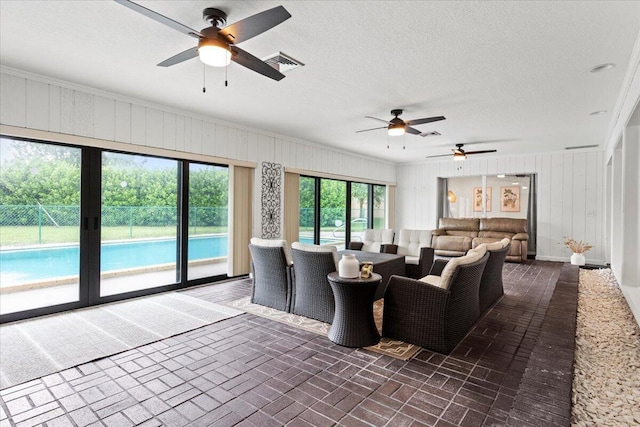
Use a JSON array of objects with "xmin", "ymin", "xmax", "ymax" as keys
[
  {"xmin": 453, "ymin": 152, "xmax": 466, "ymax": 161},
  {"xmin": 388, "ymin": 123, "xmax": 405, "ymax": 136},
  {"xmin": 198, "ymin": 39, "xmax": 231, "ymax": 67}
]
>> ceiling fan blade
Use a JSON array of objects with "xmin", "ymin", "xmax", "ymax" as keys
[
  {"xmin": 405, "ymin": 126, "xmax": 422, "ymax": 135},
  {"xmin": 405, "ymin": 116, "xmax": 446, "ymax": 126},
  {"xmin": 219, "ymin": 6, "xmax": 291, "ymax": 44},
  {"xmin": 231, "ymin": 46, "xmax": 285, "ymax": 81},
  {"xmin": 426, "ymin": 153, "xmax": 453, "ymax": 159},
  {"xmin": 113, "ymin": 0, "xmax": 201, "ymax": 38},
  {"xmin": 355, "ymin": 126, "xmax": 387, "ymax": 133},
  {"xmin": 365, "ymin": 116, "xmax": 391, "ymax": 124},
  {"xmin": 157, "ymin": 47, "xmax": 199, "ymax": 67},
  {"xmin": 465, "ymin": 150, "xmax": 498, "ymax": 155}
]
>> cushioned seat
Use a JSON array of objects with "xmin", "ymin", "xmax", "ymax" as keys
[
  {"xmin": 348, "ymin": 229, "xmax": 394, "ymax": 253},
  {"xmin": 384, "ymin": 229, "xmax": 434, "ymax": 279},
  {"xmin": 290, "ymin": 242, "xmax": 340, "ymax": 323},
  {"xmin": 382, "ymin": 246, "xmax": 489, "ymax": 354},
  {"xmin": 248, "ymin": 238, "xmax": 293, "ymax": 312},
  {"xmin": 432, "ymin": 217, "xmax": 528, "ymax": 262}
]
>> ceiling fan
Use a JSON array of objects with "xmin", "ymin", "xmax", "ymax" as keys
[
  {"xmin": 427, "ymin": 143, "xmax": 497, "ymax": 161},
  {"xmin": 114, "ymin": 0, "xmax": 291, "ymax": 81},
  {"xmin": 356, "ymin": 109, "xmax": 446, "ymax": 137}
]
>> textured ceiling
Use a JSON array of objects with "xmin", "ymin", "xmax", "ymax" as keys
[{"xmin": 1, "ymin": 1, "xmax": 639, "ymax": 163}]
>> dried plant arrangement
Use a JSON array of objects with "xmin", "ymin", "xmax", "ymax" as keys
[{"xmin": 563, "ymin": 237, "xmax": 593, "ymax": 254}]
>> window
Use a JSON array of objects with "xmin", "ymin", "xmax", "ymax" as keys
[{"xmin": 299, "ymin": 175, "xmax": 386, "ymax": 247}]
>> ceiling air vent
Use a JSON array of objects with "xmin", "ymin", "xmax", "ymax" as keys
[
  {"xmin": 263, "ymin": 52, "xmax": 304, "ymax": 73},
  {"xmin": 420, "ymin": 131, "xmax": 441, "ymax": 138},
  {"xmin": 565, "ymin": 145, "xmax": 598, "ymax": 150}
]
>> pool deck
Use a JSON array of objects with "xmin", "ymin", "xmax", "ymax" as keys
[{"xmin": 0, "ymin": 262, "xmax": 228, "ymax": 316}]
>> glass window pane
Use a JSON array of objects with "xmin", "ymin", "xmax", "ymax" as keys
[
  {"xmin": 188, "ymin": 163, "xmax": 228, "ymax": 281},
  {"xmin": 299, "ymin": 176, "xmax": 315, "ymax": 244},
  {"xmin": 0, "ymin": 137, "xmax": 81, "ymax": 315},
  {"xmin": 100, "ymin": 153, "xmax": 179, "ymax": 296},
  {"xmin": 445, "ymin": 175, "xmax": 530, "ymax": 219},
  {"xmin": 320, "ymin": 179, "xmax": 346, "ymax": 248},
  {"xmin": 373, "ymin": 185, "xmax": 386, "ymax": 229},
  {"xmin": 350, "ymin": 182, "xmax": 369, "ymax": 241}
]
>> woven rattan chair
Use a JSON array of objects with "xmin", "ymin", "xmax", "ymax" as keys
[
  {"xmin": 429, "ymin": 238, "xmax": 510, "ymax": 313},
  {"xmin": 248, "ymin": 238, "xmax": 293, "ymax": 312},
  {"xmin": 477, "ymin": 238, "xmax": 510, "ymax": 312},
  {"xmin": 382, "ymin": 246, "xmax": 489, "ymax": 354},
  {"xmin": 290, "ymin": 242, "xmax": 340, "ymax": 323}
]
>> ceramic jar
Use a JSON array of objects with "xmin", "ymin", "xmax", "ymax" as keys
[
  {"xmin": 571, "ymin": 252, "xmax": 586, "ymax": 266},
  {"xmin": 338, "ymin": 254, "xmax": 360, "ymax": 278}
]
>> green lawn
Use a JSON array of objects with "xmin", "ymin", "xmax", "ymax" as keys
[{"xmin": 0, "ymin": 226, "xmax": 228, "ymax": 246}]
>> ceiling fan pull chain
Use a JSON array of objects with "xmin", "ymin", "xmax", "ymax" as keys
[
  {"xmin": 202, "ymin": 64, "xmax": 206, "ymax": 93},
  {"xmin": 225, "ymin": 65, "xmax": 228, "ymax": 87}
]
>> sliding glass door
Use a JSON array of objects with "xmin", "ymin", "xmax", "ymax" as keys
[
  {"xmin": 0, "ymin": 137, "xmax": 82, "ymax": 315},
  {"xmin": 187, "ymin": 163, "xmax": 228, "ymax": 281},
  {"xmin": 100, "ymin": 152, "xmax": 180, "ymax": 297},
  {"xmin": 1, "ymin": 136, "xmax": 230, "ymax": 322}
]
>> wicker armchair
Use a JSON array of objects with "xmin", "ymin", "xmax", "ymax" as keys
[
  {"xmin": 290, "ymin": 242, "xmax": 340, "ymax": 323},
  {"xmin": 248, "ymin": 238, "xmax": 293, "ymax": 312},
  {"xmin": 429, "ymin": 238, "xmax": 510, "ymax": 312},
  {"xmin": 382, "ymin": 246, "xmax": 489, "ymax": 354},
  {"xmin": 477, "ymin": 238, "xmax": 510, "ymax": 312}
]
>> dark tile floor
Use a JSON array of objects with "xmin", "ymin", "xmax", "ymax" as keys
[{"xmin": 0, "ymin": 261, "xmax": 576, "ymax": 427}]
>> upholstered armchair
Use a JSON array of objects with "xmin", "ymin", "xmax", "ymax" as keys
[
  {"xmin": 382, "ymin": 246, "xmax": 489, "ymax": 354},
  {"xmin": 248, "ymin": 237, "xmax": 293, "ymax": 312},
  {"xmin": 348, "ymin": 229, "xmax": 395, "ymax": 253},
  {"xmin": 290, "ymin": 242, "xmax": 340, "ymax": 323},
  {"xmin": 382, "ymin": 229, "xmax": 434, "ymax": 279}
]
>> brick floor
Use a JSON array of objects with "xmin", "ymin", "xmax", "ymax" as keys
[{"xmin": 0, "ymin": 260, "xmax": 574, "ymax": 426}]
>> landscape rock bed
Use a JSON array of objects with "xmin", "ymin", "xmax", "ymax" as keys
[{"xmin": 572, "ymin": 268, "xmax": 640, "ymax": 426}]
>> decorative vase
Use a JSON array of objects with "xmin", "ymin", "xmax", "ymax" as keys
[
  {"xmin": 339, "ymin": 254, "xmax": 360, "ymax": 278},
  {"xmin": 570, "ymin": 252, "xmax": 585, "ymax": 266}
]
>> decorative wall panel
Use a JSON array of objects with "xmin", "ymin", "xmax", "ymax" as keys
[{"xmin": 261, "ymin": 161, "xmax": 282, "ymax": 238}]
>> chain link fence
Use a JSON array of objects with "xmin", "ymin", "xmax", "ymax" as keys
[{"xmin": 0, "ymin": 205, "xmax": 228, "ymax": 247}]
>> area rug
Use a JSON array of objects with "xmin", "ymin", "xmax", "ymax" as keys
[
  {"xmin": 0, "ymin": 293, "xmax": 243, "ymax": 390},
  {"xmin": 225, "ymin": 296, "xmax": 420, "ymax": 361}
]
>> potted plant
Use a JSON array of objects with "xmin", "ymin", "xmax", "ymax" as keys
[{"xmin": 563, "ymin": 237, "xmax": 592, "ymax": 266}]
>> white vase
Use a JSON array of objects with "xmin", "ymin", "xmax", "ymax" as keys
[
  {"xmin": 570, "ymin": 253, "xmax": 585, "ymax": 266},
  {"xmin": 339, "ymin": 254, "xmax": 360, "ymax": 278}
]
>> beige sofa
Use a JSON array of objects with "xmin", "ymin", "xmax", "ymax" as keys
[{"xmin": 431, "ymin": 217, "xmax": 528, "ymax": 262}]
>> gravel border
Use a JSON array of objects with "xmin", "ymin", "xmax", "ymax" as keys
[{"xmin": 572, "ymin": 268, "xmax": 640, "ymax": 426}]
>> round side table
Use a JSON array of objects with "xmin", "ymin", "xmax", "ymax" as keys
[{"xmin": 326, "ymin": 272, "xmax": 382, "ymax": 347}]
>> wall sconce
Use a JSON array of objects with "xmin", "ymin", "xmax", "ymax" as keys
[{"xmin": 447, "ymin": 190, "xmax": 457, "ymax": 203}]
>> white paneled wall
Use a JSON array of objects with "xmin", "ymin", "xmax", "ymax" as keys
[
  {"xmin": 396, "ymin": 150, "xmax": 606, "ymax": 264},
  {"xmin": 1, "ymin": 69, "xmax": 395, "ymax": 239}
]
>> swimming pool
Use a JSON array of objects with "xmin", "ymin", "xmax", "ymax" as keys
[{"xmin": 1, "ymin": 235, "xmax": 228, "ymax": 284}]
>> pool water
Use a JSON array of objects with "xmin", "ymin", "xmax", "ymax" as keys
[{"xmin": 1, "ymin": 235, "xmax": 227, "ymax": 284}]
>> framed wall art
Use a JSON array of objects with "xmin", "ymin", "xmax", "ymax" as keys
[
  {"xmin": 500, "ymin": 186, "xmax": 520, "ymax": 212},
  {"xmin": 473, "ymin": 187, "xmax": 492, "ymax": 212}
]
